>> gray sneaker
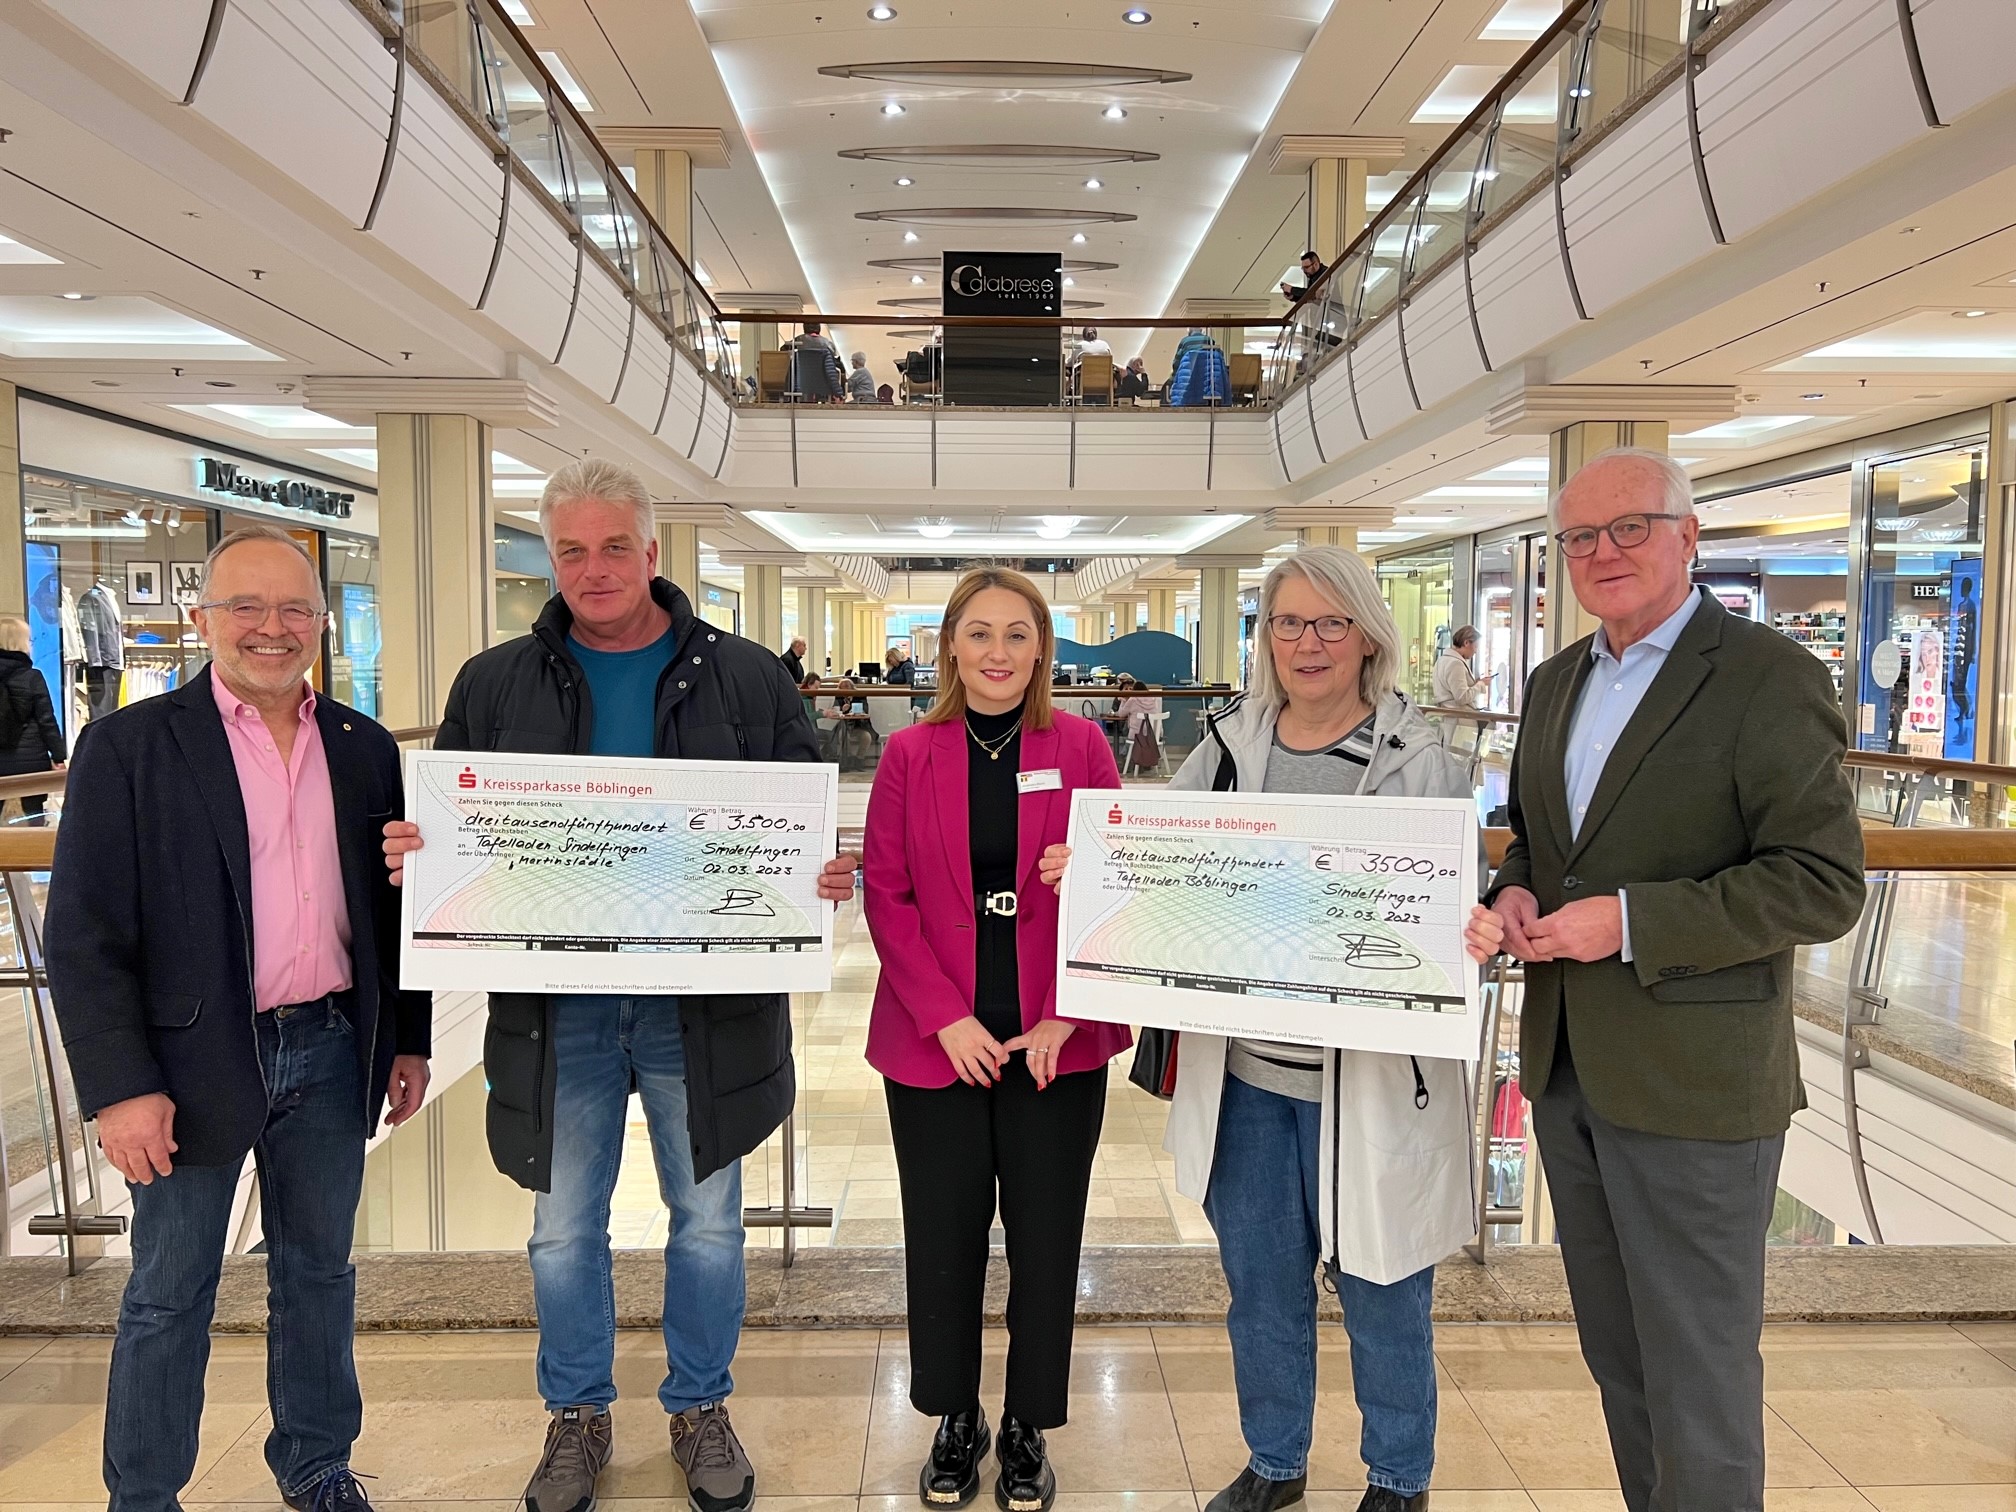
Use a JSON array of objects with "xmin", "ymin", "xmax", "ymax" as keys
[
  {"xmin": 669, "ymin": 1402, "xmax": 756, "ymax": 1512},
  {"xmin": 525, "ymin": 1405, "xmax": 612, "ymax": 1512}
]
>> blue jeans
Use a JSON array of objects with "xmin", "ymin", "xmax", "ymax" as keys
[
  {"xmin": 1203, "ymin": 1072, "xmax": 1438, "ymax": 1497},
  {"xmin": 105, "ymin": 998, "xmax": 366, "ymax": 1512},
  {"xmin": 531, "ymin": 995, "xmax": 745, "ymax": 1415}
]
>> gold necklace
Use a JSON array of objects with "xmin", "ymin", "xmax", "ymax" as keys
[{"xmin": 965, "ymin": 713, "xmax": 1023, "ymax": 761}]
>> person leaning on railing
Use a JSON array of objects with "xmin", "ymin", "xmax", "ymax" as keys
[
  {"xmin": 1042, "ymin": 547, "xmax": 1505, "ymax": 1512},
  {"xmin": 1468, "ymin": 448, "xmax": 1867, "ymax": 1512}
]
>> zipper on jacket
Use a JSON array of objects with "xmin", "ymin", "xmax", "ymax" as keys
[{"xmin": 1409, "ymin": 1055, "xmax": 1429, "ymax": 1109}]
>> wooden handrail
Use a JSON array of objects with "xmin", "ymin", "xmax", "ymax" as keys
[
  {"xmin": 0, "ymin": 770, "xmax": 66, "ymax": 801},
  {"xmin": 1481, "ymin": 826, "xmax": 2016, "ymax": 874},
  {"xmin": 0, "ymin": 830, "xmax": 56, "ymax": 870}
]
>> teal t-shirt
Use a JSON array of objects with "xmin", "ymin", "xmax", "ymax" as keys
[{"xmin": 569, "ymin": 629, "xmax": 675, "ymax": 757}]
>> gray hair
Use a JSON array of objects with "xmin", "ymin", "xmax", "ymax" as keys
[
  {"xmin": 1549, "ymin": 446, "xmax": 1695, "ymax": 529},
  {"xmin": 538, "ymin": 458, "xmax": 654, "ymax": 546},
  {"xmin": 198, "ymin": 525, "xmax": 325, "ymax": 607},
  {"xmin": 850, "ymin": 351, "xmax": 868, "ymax": 368},
  {"xmin": 1246, "ymin": 545, "xmax": 1400, "ymax": 712}
]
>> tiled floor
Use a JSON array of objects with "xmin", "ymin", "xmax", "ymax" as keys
[
  {"xmin": 0, "ymin": 1322, "xmax": 2009, "ymax": 1507},
  {"xmin": 608, "ymin": 909, "xmax": 1212, "ymax": 1252}
]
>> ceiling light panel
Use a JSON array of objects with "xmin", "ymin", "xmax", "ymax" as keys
[
  {"xmin": 1479, "ymin": 0, "xmax": 1563, "ymax": 40},
  {"xmin": 0, "ymin": 295, "xmax": 278, "ymax": 361},
  {"xmin": 1772, "ymin": 309, "xmax": 2016, "ymax": 369},
  {"xmin": 840, "ymin": 144, "xmax": 1161, "ymax": 169},
  {"xmin": 819, "ymin": 60, "xmax": 1193, "ymax": 89},
  {"xmin": 0, "ymin": 230, "xmax": 62, "ymax": 266},
  {"xmin": 856, "ymin": 207, "xmax": 1139, "ymax": 228},
  {"xmin": 1412, "ymin": 62, "xmax": 1559, "ymax": 124},
  {"xmin": 168, "ymin": 404, "xmax": 366, "ymax": 437},
  {"xmin": 537, "ymin": 51, "xmax": 596, "ymax": 112}
]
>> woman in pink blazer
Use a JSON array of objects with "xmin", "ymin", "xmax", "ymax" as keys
[{"xmin": 864, "ymin": 566, "xmax": 1127, "ymax": 1512}]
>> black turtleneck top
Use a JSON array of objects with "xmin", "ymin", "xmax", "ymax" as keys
[{"xmin": 966, "ymin": 702, "xmax": 1023, "ymax": 1041}]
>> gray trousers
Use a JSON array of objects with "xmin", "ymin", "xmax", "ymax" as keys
[{"xmin": 1532, "ymin": 1054, "xmax": 1784, "ymax": 1512}]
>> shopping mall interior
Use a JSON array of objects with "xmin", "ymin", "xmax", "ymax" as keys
[{"xmin": 0, "ymin": 0, "xmax": 2013, "ymax": 1507}]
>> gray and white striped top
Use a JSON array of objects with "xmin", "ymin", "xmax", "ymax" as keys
[{"xmin": 1225, "ymin": 714, "xmax": 1378, "ymax": 1102}]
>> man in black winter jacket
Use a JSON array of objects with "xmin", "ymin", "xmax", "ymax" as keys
[{"xmin": 384, "ymin": 460, "xmax": 856, "ymax": 1512}]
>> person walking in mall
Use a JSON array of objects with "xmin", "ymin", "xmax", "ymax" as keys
[
  {"xmin": 780, "ymin": 634, "xmax": 808, "ymax": 682},
  {"xmin": 0, "ymin": 614, "xmax": 67, "ymax": 822},
  {"xmin": 1043, "ymin": 545, "xmax": 1504, "ymax": 1512},
  {"xmin": 380, "ymin": 459, "xmax": 857, "ymax": 1512},
  {"xmin": 1430, "ymin": 625, "xmax": 1489, "ymax": 750},
  {"xmin": 862, "ymin": 567, "xmax": 1130, "ymax": 1512},
  {"xmin": 45, "ymin": 525, "xmax": 432, "ymax": 1512},
  {"xmin": 1470, "ymin": 448, "xmax": 1865, "ymax": 1512}
]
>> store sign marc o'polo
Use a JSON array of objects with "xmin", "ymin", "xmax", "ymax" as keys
[{"xmin": 195, "ymin": 458, "xmax": 355, "ymax": 520}]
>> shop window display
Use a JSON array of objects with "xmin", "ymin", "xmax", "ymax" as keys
[
  {"xmin": 24, "ymin": 474, "xmax": 210, "ymax": 746},
  {"xmin": 1856, "ymin": 442, "xmax": 1987, "ymax": 759},
  {"xmin": 327, "ymin": 534, "xmax": 382, "ymax": 717}
]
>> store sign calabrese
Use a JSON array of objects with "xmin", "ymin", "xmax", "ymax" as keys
[{"xmin": 196, "ymin": 458, "xmax": 355, "ymax": 520}]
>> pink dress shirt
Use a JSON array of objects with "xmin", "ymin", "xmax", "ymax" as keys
[{"xmin": 211, "ymin": 673, "xmax": 353, "ymax": 1011}]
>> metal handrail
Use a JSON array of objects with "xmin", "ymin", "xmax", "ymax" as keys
[{"xmin": 1467, "ymin": 823, "xmax": 2016, "ymax": 1259}]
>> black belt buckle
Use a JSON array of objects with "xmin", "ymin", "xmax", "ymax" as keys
[{"xmin": 981, "ymin": 889, "xmax": 1018, "ymax": 918}]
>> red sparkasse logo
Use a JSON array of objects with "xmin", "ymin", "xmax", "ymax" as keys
[
  {"xmin": 1107, "ymin": 804, "xmax": 1123, "ymax": 824},
  {"xmin": 458, "ymin": 768, "xmax": 477, "ymax": 790}
]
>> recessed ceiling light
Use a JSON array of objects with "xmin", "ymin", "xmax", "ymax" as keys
[
  {"xmin": 1071, "ymin": 232, "xmax": 1088, "ymax": 243},
  {"xmin": 1800, "ymin": 392, "xmax": 1825, "ymax": 400},
  {"xmin": 1122, "ymin": 7, "xmax": 1151, "ymax": 21},
  {"xmin": 58, "ymin": 291, "xmax": 89, "ymax": 300},
  {"xmin": 1956, "ymin": 308, "xmax": 1990, "ymax": 318},
  {"xmin": 1084, "ymin": 177, "xmax": 1103, "ymax": 189},
  {"xmin": 1900, "ymin": 225, "xmax": 1920, "ymax": 234},
  {"xmin": 903, "ymin": 230, "xmax": 920, "ymax": 242},
  {"xmin": 1063, "ymin": 276, "xmax": 1076, "ymax": 286},
  {"xmin": 1103, "ymin": 105, "xmax": 1127, "ymax": 120},
  {"xmin": 910, "ymin": 274, "xmax": 924, "ymax": 284},
  {"xmin": 918, "ymin": 519, "xmax": 953, "ymax": 538},
  {"xmin": 205, "ymin": 380, "xmax": 236, "ymax": 388},
  {"xmin": 894, "ymin": 175, "xmax": 914, "ymax": 186},
  {"xmin": 868, "ymin": 3, "xmax": 896, "ymax": 17},
  {"xmin": 881, "ymin": 101, "xmax": 906, "ymax": 116}
]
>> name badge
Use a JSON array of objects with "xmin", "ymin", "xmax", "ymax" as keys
[{"xmin": 1017, "ymin": 768, "xmax": 1063, "ymax": 794}]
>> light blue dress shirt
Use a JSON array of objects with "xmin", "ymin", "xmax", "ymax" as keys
[{"xmin": 1561, "ymin": 585, "xmax": 1706, "ymax": 959}]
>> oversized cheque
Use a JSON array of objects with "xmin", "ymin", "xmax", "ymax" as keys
[
  {"xmin": 399, "ymin": 749, "xmax": 837, "ymax": 994},
  {"xmin": 1056, "ymin": 788, "xmax": 1480, "ymax": 1059}
]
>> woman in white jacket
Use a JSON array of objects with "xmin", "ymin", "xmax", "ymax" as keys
[{"xmin": 1043, "ymin": 547, "xmax": 1500, "ymax": 1512}]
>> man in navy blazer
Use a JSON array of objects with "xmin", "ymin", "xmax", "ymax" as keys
[{"xmin": 46, "ymin": 526, "xmax": 431, "ymax": 1512}]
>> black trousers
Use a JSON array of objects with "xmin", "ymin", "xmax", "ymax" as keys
[{"xmin": 884, "ymin": 1060, "xmax": 1107, "ymax": 1428}]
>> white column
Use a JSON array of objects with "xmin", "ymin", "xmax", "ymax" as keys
[{"xmin": 375, "ymin": 413, "xmax": 492, "ymax": 728}]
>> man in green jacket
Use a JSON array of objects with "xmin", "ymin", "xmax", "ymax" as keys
[{"xmin": 1470, "ymin": 448, "xmax": 1864, "ymax": 1512}]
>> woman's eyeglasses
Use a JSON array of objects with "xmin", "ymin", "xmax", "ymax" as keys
[{"xmin": 1267, "ymin": 614, "xmax": 1355, "ymax": 643}]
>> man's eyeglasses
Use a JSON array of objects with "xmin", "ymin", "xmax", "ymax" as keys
[
  {"xmin": 1553, "ymin": 512, "xmax": 1689, "ymax": 559},
  {"xmin": 198, "ymin": 598, "xmax": 328, "ymax": 631},
  {"xmin": 1267, "ymin": 613, "xmax": 1355, "ymax": 643}
]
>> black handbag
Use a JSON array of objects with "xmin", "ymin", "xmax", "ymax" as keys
[
  {"xmin": 1128, "ymin": 730, "xmax": 1238, "ymax": 1100},
  {"xmin": 1129, "ymin": 1026, "xmax": 1179, "ymax": 1100}
]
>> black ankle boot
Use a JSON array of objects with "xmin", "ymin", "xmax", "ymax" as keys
[
  {"xmin": 1354, "ymin": 1487, "xmax": 1427, "ymax": 1512},
  {"xmin": 992, "ymin": 1414, "xmax": 1055, "ymax": 1512},
  {"xmin": 1204, "ymin": 1467, "xmax": 1307, "ymax": 1512},
  {"xmin": 919, "ymin": 1408, "xmax": 990, "ymax": 1508}
]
